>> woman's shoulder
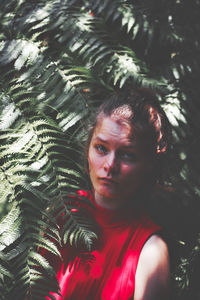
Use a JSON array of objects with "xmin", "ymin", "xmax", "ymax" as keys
[
  {"xmin": 134, "ymin": 234, "xmax": 170, "ymax": 300},
  {"xmin": 140, "ymin": 234, "xmax": 169, "ymax": 266}
]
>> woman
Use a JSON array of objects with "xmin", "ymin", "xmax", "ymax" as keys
[{"xmin": 45, "ymin": 89, "xmax": 171, "ymax": 300}]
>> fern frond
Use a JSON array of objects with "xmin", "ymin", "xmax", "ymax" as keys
[
  {"xmin": 57, "ymin": 202, "xmax": 98, "ymax": 252},
  {"xmin": 0, "ymin": 0, "xmax": 199, "ymax": 299}
]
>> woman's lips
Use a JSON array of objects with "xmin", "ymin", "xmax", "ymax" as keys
[{"xmin": 98, "ymin": 177, "xmax": 117, "ymax": 184}]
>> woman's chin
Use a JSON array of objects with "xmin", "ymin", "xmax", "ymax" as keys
[
  {"xmin": 97, "ymin": 185, "xmax": 118, "ymax": 198},
  {"xmin": 94, "ymin": 187, "xmax": 119, "ymax": 204}
]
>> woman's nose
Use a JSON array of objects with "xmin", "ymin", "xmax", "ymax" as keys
[{"xmin": 103, "ymin": 152, "xmax": 118, "ymax": 174}]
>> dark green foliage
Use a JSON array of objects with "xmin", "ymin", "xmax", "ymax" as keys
[{"xmin": 0, "ymin": 0, "xmax": 199, "ymax": 299}]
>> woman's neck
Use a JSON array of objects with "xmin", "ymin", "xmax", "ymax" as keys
[{"xmin": 94, "ymin": 190, "xmax": 138, "ymax": 210}]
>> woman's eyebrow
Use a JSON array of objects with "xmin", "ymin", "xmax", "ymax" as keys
[
  {"xmin": 93, "ymin": 136, "xmax": 108, "ymax": 143},
  {"xmin": 120, "ymin": 146, "xmax": 136, "ymax": 152},
  {"xmin": 94, "ymin": 136, "xmax": 136, "ymax": 149}
]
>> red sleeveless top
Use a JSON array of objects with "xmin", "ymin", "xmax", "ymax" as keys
[{"xmin": 45, "ymin": 190, "xmax": 161, "ymax": 300}]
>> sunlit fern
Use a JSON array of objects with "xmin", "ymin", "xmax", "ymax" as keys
[{"xmin": 0, "ymin": 0, "xmax": 200, "ymax": 299}]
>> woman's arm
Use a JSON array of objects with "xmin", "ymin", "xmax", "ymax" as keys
[{"xmin": 134, "ymin": 234, "xmax": 170, "ymax": 300}]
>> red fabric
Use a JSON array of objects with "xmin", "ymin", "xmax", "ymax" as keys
[{"xmin": 45, "ymin": 191, "xmax": 161, "ymax": 300}]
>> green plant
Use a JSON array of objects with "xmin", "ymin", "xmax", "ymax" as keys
[{"xmin": 0, "ymin": 0, "xmax": 199, "ymax": 299}]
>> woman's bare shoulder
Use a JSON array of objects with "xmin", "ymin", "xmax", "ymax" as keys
[
  {"xmin": 134, "ymin": 234, "xmax": 170, "ymax": 300},
  {"xmin": 141, "ymin": 234, "xmax": 169, "ymax": 260}
]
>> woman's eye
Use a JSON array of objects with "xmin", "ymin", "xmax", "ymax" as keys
[
  {"xmin": 119, "ymin": 152, "xmax": 136, "ymax": 161},
  {"xmin": 95, "ymin": 144, "xmax": 108, "ymax": 154}
]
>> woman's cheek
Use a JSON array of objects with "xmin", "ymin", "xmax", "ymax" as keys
[{"xmin": 88, "ymin": 153, "xmax": 100, "ymax": 178}]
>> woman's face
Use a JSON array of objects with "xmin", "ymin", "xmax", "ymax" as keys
[{"xmin": 88, "ymin": 115, "xmax": 155, "ymax": 209}]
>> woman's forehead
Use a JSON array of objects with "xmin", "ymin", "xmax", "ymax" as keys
[
  {"xmin": 92, "ymin": 114, "xmax": 157, "ymax": 156},
  {"xmin": 93, "ymin": 115, "xmax": 135, "ymax": 144}
]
